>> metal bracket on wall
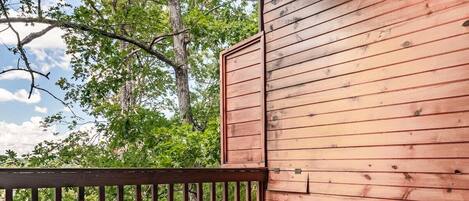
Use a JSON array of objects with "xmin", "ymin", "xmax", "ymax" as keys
[
  {"xmin": 294, "ymin": 168, "xmax": 302, "ymax": 174},
  {"xmin": 272, "ymin": 168, "xmax": 280, "ymax": 174}
]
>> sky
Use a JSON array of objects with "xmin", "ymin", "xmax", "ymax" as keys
[
  {"xmin": 0, "ymin": 0, "xmax": 255, "ymax": 155},
  {"xmin": 0, "ymin": 0, "xmax": 87, "ymax": 155}
]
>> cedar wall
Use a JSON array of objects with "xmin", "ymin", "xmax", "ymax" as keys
[
  {"xmin": 220, "ymin": 33, "xmax": 266, "ymax": 168},
  {"xmin": 262, "ymin": 0, "xmax": 469, "ymax": 200}
]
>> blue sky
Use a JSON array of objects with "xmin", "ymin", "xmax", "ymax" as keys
[{"xmin": 0, "ymin": 0, "xmax": 87, "ymax": 155}]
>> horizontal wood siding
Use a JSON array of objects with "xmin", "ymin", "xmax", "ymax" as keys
[
  {"xmin": 220, "ymin": 33, "xmax": 266, "ymax": 168},
  {"xmin": 263, "ymin": 0, "xmax": 469, "ymax": 200}
]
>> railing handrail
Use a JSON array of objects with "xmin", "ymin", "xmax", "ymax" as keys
[{"xmin": 0, "ymin": 168, "xmax": 268, "ymax": 189}]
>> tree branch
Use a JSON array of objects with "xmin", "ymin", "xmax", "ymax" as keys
[
  {"xmin": 0, "ymin": 68, "xmax": 50, "ymax": 79},
  {"xmin": 37, "ymin": 0, "xmax": 42, "ymax": 18},
  {"xmin": 34, "ymin": 86, "xmax": 80, "ymax": 118},
  {"xmin": 0, "ymin": 26, "xmax": 8, "ymax": 33},
  {"xmin": 149, "ymin": 28, "xmax": 188, "ymax": 48},
  {"xmin": 0, "ymin": 0, "xmax": 36, "ymax": 98},
  {"xmin": 0, "ymin": 17, "xmax": 179, "ymax": 68},
  {"xmin": 20, "ymin": 25, "xmax": 55, "ymax": 45}
]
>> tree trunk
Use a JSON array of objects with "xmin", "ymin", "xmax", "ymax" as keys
[
  {"xmin": 116, "ymin": 1, "xmax": 134, "ymax": 113},
  {"xmin": 168, "ymin": 0, "xmax": 194, "ymax": 125}
]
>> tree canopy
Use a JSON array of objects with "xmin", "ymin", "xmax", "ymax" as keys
[{"xmin": 0, "ymin": 0, "xmax": 258, "ymax": 169}]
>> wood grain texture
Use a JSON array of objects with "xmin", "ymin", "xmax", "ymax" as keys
[
  {"xmin": 267, "ymin": 79, "xmax": 469, "ymax": 123},
  {"xmin": 266, "ymin": 2, "xmax": 469, "ymax": 63},
  {"xmin": 227, "ymin": 64, "xmax": 262, "ymax": 85},
  {"xmin": 269, "ymin": 142, "xmax": 469, "ymax": 160},
  {"xmin": 266, "ymin": 0, "xmax": 466, "ymax": 53},
  {"xmin": 265, "ymin": 0, "xmax": 353, "ymax": 33},
  {"xmin": 227, "ymin": 93, "xmax": 261, "ymax": 111},
  {"xmin": 227, "ymin": 78, "xmax": 261, "ymax": 98},
  {"xmin": 263, "ymin": 0, "xmax": 322, "ymax": 23},
  {"xmin": 226, "ymin": 50, "xmax": 261, "ymax": 72},
  {"xmin": 268, "ymin": 127, "xmax": 469, "ymax": 150},
  {"xmin": 269, "ymin": 0, "xmax": 463, "ymax": 80},
  {"xmin": 227, "ymin": 121, "xmax": 262, "ymax": 137},
  {"xmin": 268, "ymin": 111, "xmax": 469, "ymax": 140},
  {"xmin": 266, "ymin": 191, "xmax": 396, "ymax": 201},
  {"xmin": 267, "ymin": 48, "xmax": 469, "ymax": 101},
  {"xmin": 267, "ymin": 17, "xmax": 469, "ymax": 72},
  {"xmin": 268, "ymin": 95, "xmax": 469, "ymax": 131},
  {"xmin": 265, "ymin": 0, "xmax": 419, "ymax": 43},
  {"xmin": 268, "ymin": 63, "xmax": 469, "ymax": 111},
  {"xmin": 220, "ymin": 33, "xmax": 265, "ymax": 167},
  {"xmin": 261, "ymin": 0, "xmax": 469, "ymax": 198},
  {"xmin": 228, "ymin": 135, "xmax": 262, "ymax": 151},
  {"xmin": 227, "ymin": 149, "xmax": 263, "ymax": 163},
  {"xmin": 268, "ymin": 184, "xmax": 469, "ymax": 200},
  {"xmin": 268, "ymin": 158, "xmax": 469, "ymax": 173},
  {"xmin": 227, "ymin": 107, "xmax": 262, "ymax": 124}
]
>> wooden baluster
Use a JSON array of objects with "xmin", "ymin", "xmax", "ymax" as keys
[
  {"xmin": 210, "ymin": 182, "xmax": 216, "ymax": 201},
  {"xmin": 151, "ymin": 184, "xmax": 158, "ymax": 201},
  {"xmin": 77, "ymin": 187, "xmax": 85, "ymax": 201},
  {"xmin": 5, "ymin": 189, "xmax": 13, "ymax": 201},
  {"xmin": 256, "ymin": 181, "xmax": 264, "ymax": 201},
  {"xmin": 235, "ymin": 182, "xmax": 240, "ymax": 201},
  {"xmin": 183, "ymin": 183, "xmax": 189, "ymax": 201},
  {"xmin": 55, "ymin": 187, "xmax": 62, "ymax": 201},
  {"xmin": 117, "ymin": 185, "xmax": 124, "ymax": 201},
  {"xmin": 99, "ymin": 186, "xmax": 106, "ymax": 201},
  {"xmin": 246, "ymin": 181, "xmax": 252, "ymax": 201},
  {"xmin": 136, "ymin": 185, "xmax": 142, "ymax": 201},
  {"xmin": 167, "ymin": 184, "xmax": 174, "ymax": 201},
  {"xmin": 31, "ymin": 188, "xmax": 39, "ymax": 201},
  {"xmin": 197, "ymin": 183, "xmax": 203, "ymax": 201},
  {"xmin": 222, "ymin": 182, "xmax": 228, "ymax": 201}
]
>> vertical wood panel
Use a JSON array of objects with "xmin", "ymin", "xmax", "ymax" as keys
[
  {"xmin": 167, "ymin": 184, "xmax": 174, "ymax": 201},
  {"xmin": 5, "ymin": 189, "xmax": 12, "ymax": 201},
  {"xmin": 183, "ymin": 183, "xmax": 189, "ymax": 201},
  {"xmin": 211, "ymin": 182, "xmax": 216, "ymax": 201},
  {"xmin": 257, "ymin": 181, "xmax": 264, "ymax": 201},
  {"xmin": 117, "ymin": 185, "xmax": 124, "ymax": 201},
  {"xmin": 99, "ymin": 186, "xmax": 105, "ymax": 201},
  {"xmin": 235, "ymin": 181, "xmax": 241, "ymax": 201},
  {"xmin": 135, "ymin": 185, "xmax": 142, "ymax": 201},
  {"xmin": 262, "ymin": 0, "xmax": 469, "ymax": 200},
  {"xmin": 55, "ymin": 187, "xmax": 62, "ymax": 201},
  {"xmin": 223, "ymin": 182, "xmax": 229, "ymax": 201},
  {"xmin": 152, "ymin": 184, "xmax": 158, "ymax": 201},
  {"xmin": 31, "ymin": 188, "xmax": 38, "ymax": 201},
  {"xmin": 197, "ymin": 183, "xmax": 204, "ymax": 201},
  {"xmin": 77, "ymin": 187, "xmax": 85, "ymax": 201},
  {"xmin": 220, "ymin": 32, "xmax": 266, "ymax": 167},
  {"xmin": 246, "ymin": 181, "xmax": 252, "ymax": 201}
]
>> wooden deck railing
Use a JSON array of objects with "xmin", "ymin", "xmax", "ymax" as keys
[{"xmin": 0, "ymin": 168, "xmax": 267, "ymax": 201}]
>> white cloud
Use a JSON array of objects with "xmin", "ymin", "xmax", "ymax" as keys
[
  {"xmin": 30, "ymin": 48, "xmax": 48, "ymax": 61},
  {"xmin": 34, "ymin": 106, "xmax": 48, "ymax": 114},
  {"xmin": 0, "ymin": 9, "xmax": 70, "ymax": 72},
  {"xmin": 0, "ymin": 118, "xmax": 100, "ymax": 155},
  {"xmin": 34, "ymin": 48, "xmax": 72, "ymax": 71},
  {"xmin": 0, "ymin": 88, "xmax": 41, "ymax": 104},
  {"xmin": 62, "ymin": 106, "xmax": 71, "ymax": 113},
  {"xmin": 0, "ymin": 23, "xmax": 66, "ymax": 49},
  {"xmin": 0, "ymin": 69, "xmax": 31, "ymax": 80},
  {"xmin": 0, "ymin": 2, "xmax": 69, "ymax": 49},
  {"xmin": 0, "ymin": 116, "xmax": 63, "ymax": 155}
]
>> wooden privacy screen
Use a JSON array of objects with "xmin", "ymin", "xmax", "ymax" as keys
[
  {"xmin": 262, "ymin": 0, "xmax": 469, "ymax": 200},
  {"xmin": 220, "ymin": 32, "xmax": 266, "ymax": 168}
]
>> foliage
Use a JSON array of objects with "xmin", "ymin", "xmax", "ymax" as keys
[
  {"xmin": 0, "ymin": 0, "xmax": 258, "ymax": 200},
  {"xmin": 0, "ymin": 0, "xmax": 258, "ymax": 168}
]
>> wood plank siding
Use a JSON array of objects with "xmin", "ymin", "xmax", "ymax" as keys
[
  {"xmin": 220, "ymin": 33, "xmax": 266, "ymax": 168},
  {"xmin": 261, "ymin": 0, "xmax": 469, "ymax": 200}
]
